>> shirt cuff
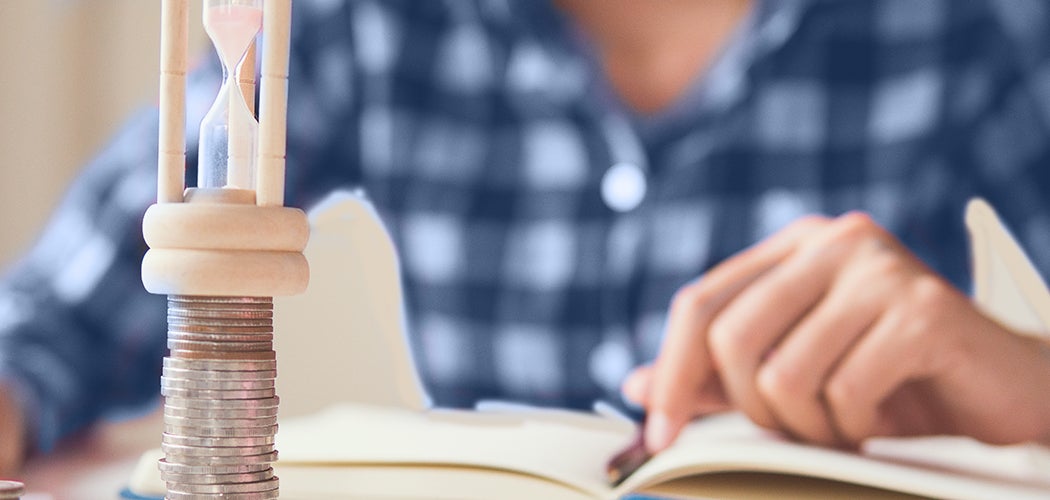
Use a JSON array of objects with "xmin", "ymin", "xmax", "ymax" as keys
[{"xmin": 0, "ymin": 372, "xmax": 43, "ymax": 455}]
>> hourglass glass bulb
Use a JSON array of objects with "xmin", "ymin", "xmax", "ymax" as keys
[{"xmin": 197, "ymin": 0, "xmax": 263, "ymax": 190}]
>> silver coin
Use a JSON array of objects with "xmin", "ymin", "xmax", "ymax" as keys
[
  {"xmin": 0, "ymin": 480, "xmax": 24, "ymax": 498},
  {"xmin": 161, "ymin": 451, "xmax": 278, "ymax": 467},
  {"xmin": 163, "ymin": 414, "xmax": 279, "ymax": 428},
  {"xmin": 167, "ymin": 322, "xmax": 273, "ymax": 332},
  {"xmin": 159, "ymin": 453, "xmax": 277, "ymax": 468},
  {"xmin": 167, "ymin": 326, "xmax": 272, "ymax": 336},
  {"xmin": 168, "ymin": 307, "xmax": 272, "ymax": 319},
  {"xmin": 166, "ymin": 334, "xmax": 274, "ymax": 347},
  {"xmin": 164, "ymin": 424, "xmax": 278, "ymax": 438},
  {"xmin": 160, "ymin": 467, "xmax": 274, "ymax": 485},
  {"xmin": 168, "ymin": 318, "xmax": 272, "ymax": 329},
  {"xmin": 161, "ymin": 376, "xmax": 275, "ymax": 391},
  {"xmin": 161, "ymin": 387, "xmax": 276, "ymax": 400},
  {"xmin": 168, "ymin": 325, "xmax": 274, "ymax": 337},
  {"xmin": 162, "ymin": 416, "xmax": 280, "ymax": 431},
  {"xmin": 163, "ymin": 404, "xmax": 278, "ymax": 419},
  {"xmin": 167, "ymin": 331, "xmax": 275, "ymax": 343},
  {"xmin": 162, "ymin": 442, "xmax": 275, "ymax": 457},
  {"xmin": 168, "ymin": 348, "xmax": 277, "ymax": 361},
  {"xmin": 169, "ymin": 295, "xmax": 272, "ymax": 306},
  {"xmin": 162, "ymin": 374, "xmax": 275, "ymax": 387},
  {"xmin": 167, "ymin": 314, "xmax": 272, "ymax": 325},
  {"xmin": 163, "ymin": 487, "xmax": 279, "ymax": 500},
  {"xmin": 163, "ymin": 366, "xmax": 278, "ymax": 381},
  {"xmin": 163, "ymin": 396, "xmax": 279, "ymax": 410},
  {"xmin": 158, "ymin": 458, "xmax": 273, "ymax": 475},
  {"xmin": 166, "ymin": 315, "xmax": 272, "ymax": 324},
  {"xmin": 168, "ymin": 322, "xmax": 272, "ymax": 334},
  {"xmin": 164, "ymin": 358, "xmax": 277, "ymax": 372},
  {"xmin": 162, "ymin": 432, "xmax": 275, "ymax": 448},
  {"xmin": 167, "ymin": 303, "xmax": 273, "ymax": 313},
  {"xmin": 164, "ymin": 405, "xmax": 279, "ymax": 419},
  {"xmin": 167, "ymin": 339, "xmax": 273, "ymax": 352},
  {"xmin": 163, "ymin": 487, "xmax": 280, "ymax": 500},
  {"xmin": 165, "ymin": 477, "xmax": 279, "ymax": 495}
]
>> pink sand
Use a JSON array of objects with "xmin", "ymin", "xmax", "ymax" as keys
[{"xmin": 204, "ymin": 5, "xmax": 263, "ymax": 68}]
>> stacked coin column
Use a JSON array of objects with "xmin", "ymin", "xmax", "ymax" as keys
[
  {"xmin": 0, "ymin": 480, "xmax": 23, "ymax": 500},
  {"xmin": 145, "ymin": 1, "xmax": 304, "ymax": 498},
  {"xmin": 160, "ymin": 295, "xmax": 279, "ymax": 497}
]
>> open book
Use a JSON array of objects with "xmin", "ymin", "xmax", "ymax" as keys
[
  {"xmin": 132, "ymin": 401, "xmax": 1050, "ymax": 499},
  {"xmin": 128, "ymin": 195, "xmax": 1050, "ymax": 499}
]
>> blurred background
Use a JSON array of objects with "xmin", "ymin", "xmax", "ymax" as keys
[{"xmin": 0, "ymin": 1, "xmax": 205, "ymax": 268}]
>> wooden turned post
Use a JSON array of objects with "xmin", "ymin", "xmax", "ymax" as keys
[
  {"xmin": 256, "ymin": 0, "xmax": 292, "ymax": 207},
  {"xmin": 158, "ymin": 0, "xmax": 190, "ymax": 204}
]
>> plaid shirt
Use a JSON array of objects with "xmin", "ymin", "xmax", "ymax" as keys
[{"xmin": 3, "ymin": 0, "xmax": 1050, "ymax": 452}]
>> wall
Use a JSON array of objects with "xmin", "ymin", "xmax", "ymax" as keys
[{"xmin": 0, "ymin": 1, "xmax": 205, "ymax": 267}]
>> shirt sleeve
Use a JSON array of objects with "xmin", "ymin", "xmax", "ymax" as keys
[
  {"xmin": 0, "ymin": 48, "xmax": 229, "ymax": 449},
  {"xmin": 0, "ymin": 103, "xmax": 171, "ymax": 452}
]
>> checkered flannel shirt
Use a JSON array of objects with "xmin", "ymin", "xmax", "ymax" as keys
[{"xmin": 3, "ymin": 0, "xmax": 1050, "ymax": 451}]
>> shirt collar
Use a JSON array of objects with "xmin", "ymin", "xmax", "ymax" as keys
[{"xmin": 630, "ymin": 0, "xmax": 813, "ymax": 137}]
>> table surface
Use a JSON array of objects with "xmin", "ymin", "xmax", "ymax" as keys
[{"xmin": 17, "ymin": 408, "xmax": 163, "ymax": 500}]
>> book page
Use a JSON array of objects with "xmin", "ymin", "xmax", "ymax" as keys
[
  {"xmin": 275, "ymin": 192, "xmax": 431, "ymax": 419},
  {"xmin": 615, "ymin": 413, "xmax": 1050, "ymax": 500},
  {"xmin": 642, "ymin": 471, "xmax": 927, "ymax": 499},
  {"xmin": 275, "ymin": 403, "xmax": 635, "ymax": 498},
  {"xmin": 276, "ymin": 464, "xmax": 597, "ymax": 500},
  {"xmin": 965, "ymin": 198, "xmax": 1050, "ymax": 336}
]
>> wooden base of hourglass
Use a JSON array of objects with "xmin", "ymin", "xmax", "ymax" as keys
[{"xmin": 141, "ymin": 188, "xmax": 309, "ymax": 297}]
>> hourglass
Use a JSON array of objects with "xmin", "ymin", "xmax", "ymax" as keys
[
  {"xmin": 146, "ymin": 0, "xmax": 306, "ymax": 497},
  {"xmin": 198, "ymin": 0, "xmax": 263, "ymax": 190}
]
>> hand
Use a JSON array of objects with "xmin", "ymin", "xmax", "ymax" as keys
[
  {"xmin": 0, "ymin": 383, "xmax": 27, "ymax": 475},
  {"xmin": 623, "ymin": 213, "xmax": 1050, "ymax": 453}
]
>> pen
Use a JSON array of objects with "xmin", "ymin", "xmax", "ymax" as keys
[{"xmin": 605, "ymin": 416, "xmax": 653, "ymax": 487}]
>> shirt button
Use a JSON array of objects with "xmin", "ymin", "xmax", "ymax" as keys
[{"xmin": 601, "ymin": 162, "xmax": 647, "ymax": 213}]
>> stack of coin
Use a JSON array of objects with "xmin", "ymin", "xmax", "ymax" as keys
[
  {"xmin": 0, "ymin": 480, "xmax": 24, "ymax": 500},
  {"xmin": 160, "ymin": 296, "xmax": 280, "ymax": 499}
]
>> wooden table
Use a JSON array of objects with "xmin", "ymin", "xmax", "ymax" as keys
[{"xmin": 18, "ymin": 408, "xmax": 163, "ymax": 500}]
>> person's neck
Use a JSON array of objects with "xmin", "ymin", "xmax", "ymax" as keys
[{"xmin": 554, "ymin": 0, "xmax": 753, "ymax": 115}]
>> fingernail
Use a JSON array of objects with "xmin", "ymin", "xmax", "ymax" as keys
[{"xmin": 644, "ymin": 412, "xmax": 674, "ymax": 454}]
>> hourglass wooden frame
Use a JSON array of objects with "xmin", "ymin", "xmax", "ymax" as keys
[{"xmin": 143, "ymin": 0, "xmax": 308, "ymax": 298}]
